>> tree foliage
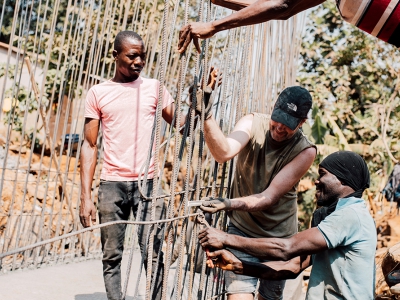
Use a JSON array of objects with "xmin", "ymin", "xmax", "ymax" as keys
[
  {"xmin": 298, "ymin": 0, "xmax": 400, "ymax": 188},
  {"xmin": 296, "ymin": 0, "xmax": 400, "ymax": 228}
]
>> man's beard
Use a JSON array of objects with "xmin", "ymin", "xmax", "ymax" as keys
[
  {"xmin": 316, "ymin": 186, "xmax": 340, "ymax": 207},
  {"xmin": 317, "ymin": 195, "xmax": 337, "ymax": 207}
]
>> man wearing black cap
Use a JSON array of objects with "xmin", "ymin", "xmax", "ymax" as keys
[
  {"xmin": 200, "ymin": 86, "xmax": 316, "ymax": 300},
  {"xmin": 200, "ymin": 151, "xmax": 377, "ymax": 300}
]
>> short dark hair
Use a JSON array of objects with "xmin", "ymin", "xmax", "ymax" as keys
[{"xmin": 114, "ymin": 31, "xmax": 143, "ymax": 52}]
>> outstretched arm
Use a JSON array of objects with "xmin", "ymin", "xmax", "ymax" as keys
[
  {"xmin": 211, "ymin": 0, "xmax": 326, "ymax": 27},
  {"xmin": 207, "ymin": 249, "xmax": 311, "ymax": 280},
  {"xmin": 79, "ymin": 118, "xmax": 99, "ymax": 228},
  {"xmin": 178, "ymin": 0, "xmax": 325, "ymax": 53},
  {"xmin": 199, "ymin": 226, "xmax": 327, "ymax": 260},
  {"xmin": 200, "ymin": 145, "xmax": 316, "ymax": 213},
  {"xmin": 162, "ymin": 102, "xmax": 187, "ymax": 129}
]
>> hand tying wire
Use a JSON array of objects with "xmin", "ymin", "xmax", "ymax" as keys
[
  {"xmin": 189, "ymin": 67, "xmax": 222, "ymax": 120},
  {"xmin": 206, "ymin": 249, "xmax": 242, "ymax": 272},
  {"xmin": 200, "ymin": 197, "xmax": 231, "ymax": 213},
  {"xmin": 198, "ymin": 226, "xmax": 228, "ymax": 250}
]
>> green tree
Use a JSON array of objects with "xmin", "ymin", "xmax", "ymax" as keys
[
  {"xmin": 298, "ymin": 0, "xmax": 400, "ymax": 186},
  {"xmin": 296, "ymin": 0, "xmax": 400, "ymax": 227}
]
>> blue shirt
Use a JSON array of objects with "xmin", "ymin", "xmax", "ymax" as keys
[{"xmin": 306, "ymin": 197, "xmax": 377, "ymax": 300}]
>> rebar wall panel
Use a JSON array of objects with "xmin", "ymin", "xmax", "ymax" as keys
[{"xmin": 0, "ymin": 0, "xmax": 305, "ymax": 298}]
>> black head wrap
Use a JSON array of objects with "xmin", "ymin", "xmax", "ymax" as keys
[
  {"xmin": 311, "ymin": 151, "xmax": 370, "ymax": 227},
  {"xmin": 320, "ymin": 151, "xmax": 370, "ymax": 196}
]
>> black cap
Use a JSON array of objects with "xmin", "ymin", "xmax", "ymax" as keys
[{"xmin": 271, "ymin": 86, "xmax": 312, "ymax": 130}]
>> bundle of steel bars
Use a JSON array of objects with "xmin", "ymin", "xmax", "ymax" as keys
[{"xmin": 0, "ymin": 0, "xmax": 305, "ymax": 298}]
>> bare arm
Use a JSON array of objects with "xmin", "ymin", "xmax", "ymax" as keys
[
  {"xmin": 229, "ymin": 146, "xmax": 316, "ymax": 211},
  {"xmin": 212, "ymin": 0, "xmax": 326, "ymax": 30},
  {"xmin": 207, "ymin": 249, "xmax": 312, "ymax": 280},
  {"xmin": 79, "ymin": 118, "xmax": 99, "ymax": 228},
  {"xmin": 178, "ymin": 0, "xmax": 325, "ymax": 53},
  {"xmin": 162, "ymin": 102, "xmax": 186, "ymax": 128},
  {"xmin": 200, "ymin": 226, "xmax": 327, "ymax": 260},
  {"xmin": 204, "ymin": 114, "xmax": 253, "ymax": 163},
  {"xmin": 199, "ymin": 132, "xmax": 316, "ymax": 214}
]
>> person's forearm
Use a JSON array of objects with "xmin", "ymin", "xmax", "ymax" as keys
[
  {"xmin": 228, "ymin": 147, "xmax": 316, "ymax": 211},
  {"xmin": 204, "ymin": 118, "xmax": 233, "ymax": 163},
  {"xmin": 240, "ymin": 260, "xmax": 300, "ymax": 280},
  {"xmin": 179, "ymin": 112, "xmax": 191, "ymax": 135},
  {"xmin": 223, "ymin": 234, "xmax": 292, "ymax": 260},
  {"xmin": 211, "ymin": 0, "xmax": 324, "ymax": 33},
  {"xmin": 80, "ymin": 141, "xmax": 98, "ymax": 201},
  {"xmin": 212, "ymin": 0, "xmax": 292, "ymax": 32},
  {"xmin": 229, "ymin": 192, "xmax": 277, "ymax": 212}
]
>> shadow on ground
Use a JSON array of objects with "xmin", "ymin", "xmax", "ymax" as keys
[{"xmin": 75, "ymin": 292, "xmax": 135, "ymax": 300}]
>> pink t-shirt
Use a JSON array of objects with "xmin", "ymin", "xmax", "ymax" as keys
[{"xmin": 84, "ymin": 76, "xmax": 174, "ymax": 181}]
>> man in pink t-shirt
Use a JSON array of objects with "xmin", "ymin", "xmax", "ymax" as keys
[{"xmin": 80, "ymin": 31, "xmax": 219, "ymax": 300}]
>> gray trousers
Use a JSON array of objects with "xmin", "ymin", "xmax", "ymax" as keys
[{"xmin": 98, "ymin": 180, "xmax": 165, "ymax": 300}]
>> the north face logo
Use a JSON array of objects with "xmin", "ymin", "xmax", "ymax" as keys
[{"xmin": 287, "ymin": 103, "xmax": 297, "ymax": 111}]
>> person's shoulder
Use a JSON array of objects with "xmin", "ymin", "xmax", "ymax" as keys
[
  {"xmin": 92, "ymin": 81, "xmax": 117, "ymax": 96},
  {"xmin": 347, "ymin": 199, "xmax": 373, "ymax": 217},
  {"xmin": 86, "ymin": 83, "xmax": 101, "ymax": 99},
  {"xmin": 300, "ymin": 146, "xmax": 317, "ymax": 158},
  {"xmin": 234, "ymin": 114, "xmax": 254, "ymax": 133},
  {"xmin": 344, "ymin": 200, "xmax": 376, "ymax": 240},
  {"xmin": 320, "ymin": 204, "xmax": 359, "ymax": 230},
  {"xmin": 88, "ymin": 80, "xmax": 114, "ymax": 92},
  {"xmin": 249, "ymin": 112, "xmax": 269, "ymax": 128},
  {"xmin": 251, "ymin": 112, "xmax": 270, "ymax": 120},
  {"xmin": 241, "ymin": 113, "xmax": 255, "ymax": 121},
  {"xmin": 332, "ymin": 198, "xmax": 372, "ymax": 224},
  {"xmin": 296, "ymin": 129, "xmax": 316, "ymax": 149}
]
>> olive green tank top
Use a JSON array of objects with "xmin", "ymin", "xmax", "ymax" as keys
[{"xmin": 229, "ymin": 113, "xmax": 315, "ymax": 238}]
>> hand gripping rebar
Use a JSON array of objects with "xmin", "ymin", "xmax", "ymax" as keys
[{"xmin": 196, "ymin": 212, "xmax": 211, "ymax": 228}]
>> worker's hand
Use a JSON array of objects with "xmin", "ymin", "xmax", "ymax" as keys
[
  {"xmin": 206, "ymin": 249, "xmax": 243, "ymax": 273},
  {"xmin": 79, "ymin": 198, "xmax": 97, "ymax": 228},
  {"xmin": 200, "ymin": 197, "xmax": 231, "ymax": 213},
  {"xmin": 178, "ymin": 22, "xmax": 216, "ymax": 54},
  {"xmin": 189, "ymin": 67, "xmax": 222, "ymax": 119},
  {"xmin": 198, "ymin": 227, "xmax": 227, "ymax": 249},
  {"xmin": 207, "ymin": 66, "xmax": 223, "ymax": 91}
]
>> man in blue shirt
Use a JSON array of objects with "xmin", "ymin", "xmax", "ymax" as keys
[{"xmin": 199, "ymin": 151, "xmax": 377, "ymax": 300}]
